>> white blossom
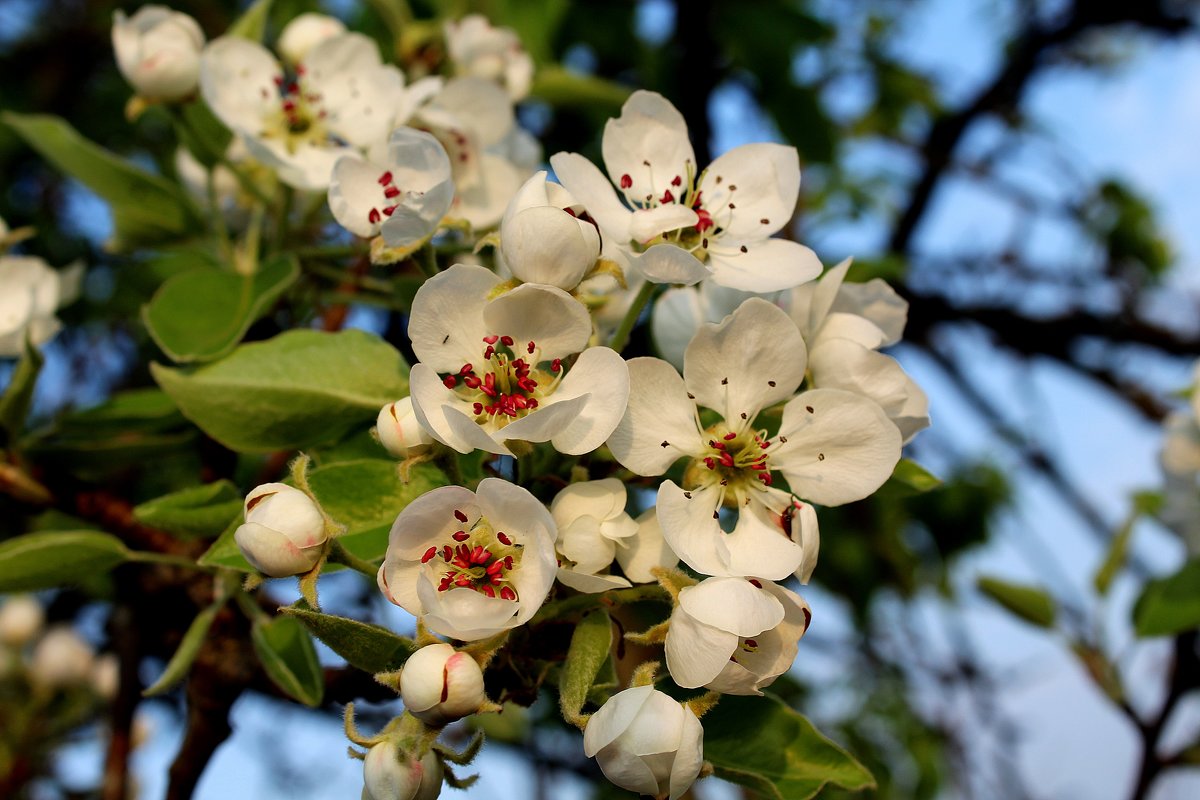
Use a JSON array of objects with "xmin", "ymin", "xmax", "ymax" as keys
[
  {"xmin": 0, "ymin": 255, "xmax": 83, "ymax": 356},
  {"xmin": 31, "ymin": 626, "xmax": 95, "ymax": 689},
  {"xmin": 444, "ymin": 15, "xmax": 533, "ymax": 101},
  {"xmin": 0, "ymin": 595, "xmax": 44, "ymax": 647},
  {"xmin": 112, "ymin": 5, "xmax": 204, "ymax": 101},
  {"xmin": 278, "ymin": 13, "xmax": 347, "ymax": 66},
  {"xmin": 400, "ymin": 643, "xmax": 487, "ymax": 725},
  {"xmin": 234, "ymin": 483, "xmax": 328, "ymax": 577},
  {"xmin": 377, "ymin": 397, "xmax": 434, "ymax": 458},
  {"xmin": 378, "ymin": 479, "xmax": 557, "ymax": 641},
  {"xmin": 500, "ymin": 171, "xmax": 600, "ymax": 291}
]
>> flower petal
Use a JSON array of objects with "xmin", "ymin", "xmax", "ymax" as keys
[
  {"xmin": 834, "ymin": 278, "xmax": 908, "ymax": 346},
  {"xmin": 502, "ymin": 206, "xmax": 595, "ymax": 289},
  {"xmin": 199, "ymin": 37, "xmax": 281, "ymax": 134},
  {"xmin": 808, "ymin": 257, "xmax": 851, "ymax": 334},
  {"xmin": 409, "ymin": 364, "xmax": 513, "ymax": 455},
  {"xmin": 557, "ymin": 568, "xmax": 631, "ymax": 593},
  {"xmin": 482, "ymin": 285, "xmax": 591, "ymax": 360},
  {"xmin": 706, "ymin": 238, "xmax": 823, "ymax": 292},
  {"xmin": 721, "ymin": 498, "xmax": 808, "ymax": 581},
  {"xmin": 668, "ymin": 708, "xmax": 704, "ymax": 800},
  {"xmin": 699, "ymin": 143, "xmax": 799, "ymax": 240},
  {"xmin": 629, "ymin": 205, "xmax": 699, "ymax": 244},
  {"xmin": 420, "ymin": 582, "xmax": 520, "ymax": 640},
  {"xmin": 494, "ymin": 391, "xmax": 591, "ymax": 446},
  {"xmin": 548, "ymin": 347, "xmax": 630, "ymax": 455},
  {"xmin": 551, "ymin": 478, "xmax": 627, "ymax": 528},
  {"xmin": 549, "ymin": 151, "xmax": 632, "ymax": 243},
  {"xmin": 664, "ymin": 608, "xmax": 736, "ymax": 688},
  {"xmin": 616, "ymin": 509, "xmax": 678, "ymax": 583},
  {"xmin": 409, "ymin": 264, "xmax": 496, "ymax": 369},
  {"xmin": 584, "ymin": 685, "xmax": 655, "ymax": 756},
  {"xmin": 655, "ymin": 482, "xmax": 732, "ymax": 577},
  {"xmin": 329, "ymin": 155, "xmax": 387, "ymax": 238},
  {"xmin": 629, "ymin": 244, "xmax": 709, "ymax": 285},
  {"xmin": 607, "ymin": 358, "xmax": 703, "ymax": 475},
  {"xmin": 651, "ymin": 287, "xmax": 704, "ymax": 370},
  {"xmin": 602, "ymin": 91, "xmax": 695, "ymax": 205},
  {"xmin": 809, "ymin": 338, "xmax": 930, "ymax": 442},
  {"xmin": 678, "ymin": 577, "xmax": 784, "ymax": 636}
]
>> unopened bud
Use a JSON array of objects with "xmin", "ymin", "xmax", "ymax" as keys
[
  {"xmin": 363, "ymin": 743, "xmax": 442, "ymax": 800},
  {"xmin": 278, "ymin": 13, "xmax": 347, "ymax": 66},
  {"xmin": 376, "ymin": 398, "xmax": 433, "ymax": 458},
  {"xmin": 0, "ymin": 595, "xmax": 44, "ymax": 647},
  {"xmin": 112, "ymin": 6, "xmax": 204, "ymax": 101},
  {"xmin": 31, "ymin": 626, "xmax": 95, "ymax": 689},
  {"xmin": 400, "ymin": 643, "xmax": 486, "ymax": 726},
  {"xmin": 235, "ymin": 483, "xmax": 329, "ymax": 577}
]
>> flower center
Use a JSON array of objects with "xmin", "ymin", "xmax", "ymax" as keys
[
  {"xmin": 617, "ymin": 162, "xmax": 746, "ymax": 256},
  {"xmin": 259, "ymin": 68, "xmax": 332, "ymax": 153},
  {"xmin": 421, "ymin": 507, "xmax": 522, "ymax": 600},
  {"xmin": 683, "ymin": 422, "xmax": 782, "ymax": 503},
  {"xmin": 438, "ymin": 335, "xmax": 565, "ymax": 428},
  {"xmin": 367, "ymin": 170, "xmax": 405, "ymax": 225}
]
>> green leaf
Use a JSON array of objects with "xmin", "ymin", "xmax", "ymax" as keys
[
  {"xmin": 133, "ymin": 481, "xmax": 243, "ymax": 540},
  {"xmin": 143, "ymin": 254, "xmax": 299, "ymax": 363},
  {"xmin": 1, "ymin": 112, "xmax": 198, "ymax": 249},
  {"xmin": 282, "ymin": 604, "xmax": 415, "ymax": 674},
  {"xmin": 531, "ymin": 66, "xmax": 632, "ymax": 112},
  {"xmin": 151, "ymin": 329, "xmax": 409, "ymax": 453},
  {"xmin": 705, "ymin": 694, "xmax": 875, "ymax": 800},
  {"xmin": 61, "ymin": 388, "xmax": 182, "ymax": 432},
  {"xmin": 890, "ymin": 458, "xmax": 943, "ymax": 494},
  {"xmin": 229, "ymin": 0, "xmax": 274, "ymax": 41},
  {"xmin": 559, "ymin": 610, "xmax": 612, "ymax": 722},
  {"xmin": 251, "ymin": 614, "xmax": 324, "ymax": 706},
  {"xmin": 0, "ymin": 531, "xmax": 130, "ymax": 592},
  {"xmin": 0, "ymin": 337, "xmax": 43, "ymax": 441},
  {"xmin": 197, "ymin": 518, "xmax": 254, "ymax": 572},
  {"xmin": 1133, "ymin": 559, "xmax": 1200, "ymax": 637},
  {"xmin": 1094, "ymin": 513, "xmax": 1137, "ymax": 596},
  {"xmin": 308, "ymin": 460, "xmax": 448, "ymax": 562},
  {"xmin": 143, "ymin": 602, "xmax": 221, "ymax": 696},
  {"xmin": 174, "ymin": 99, "xmax": 232, "ymax": 168},
  {"xmin": 976, "ymin": 576, "xmax": 1057, "ymax": 628}
]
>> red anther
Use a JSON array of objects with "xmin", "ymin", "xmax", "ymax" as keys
[
  {"xmin": 489, "ymin": 573, "xmax": 503, "ymax": 584},
  {"xmin": 452, "ymin": 530, "xmax": 469, "ymax": 542},
  {"xmin": 273, "ymin": 76, "xmax": 284, "ymax": 86},
  {"xmin": 452, "ymin": 557, "xmax": 470, "ymax": 570},
  {"xmin": 500, "ymin": 586, "xmax": 516, "ymax": 601},
  {"xmin": 518, "ymin": 377, "xmax": 538, "ymax": 393},
  {"xmin": 704, "ymin": 457, "xmax": 716, "ymax": 470},
  {"xmin": 511, "ymin": 396, "xmax": 528, "ymax": 410},
  {"xmin": 455, "ymin": 574, "xmax": 472, "ymax": 587},
  {"xmin": 749, "ymin": 578, "xmax": 762, "ymax": 588},
  {"xmin": 471, "ymin": 546, "xmax": 487, "ymax": 563},
  {"xmin": 512, "ymin": 358, "xmax": 527, "ymax": 372},
  {"xmin": 481, "ymin": 374, "xmax": 496, "ymax": 397},
  {"xmin": 760, "ymin": 441, "xmax": 771, "ymax": 450},
  {"xmin": 758, "ymin": 473, "xmax": 773, "ymax": 486},
  {"xmin": 619, "ymin": 174, "xmax": 633, "ymax": 189},
  {"xmin": 442, "ymin": 546, "xmax": 453, "ymax": 561},
  {"xmin": 454, "ymin": 509, "xmax": 468, "ymax": 522},
  {"xmin": 282, "ymin": 99, "xmax": 296, "ymax": 112},
  {"xmin": 671, "ymin": 175, "xmax": 682, "ymax": 186},
  {"xmin": 497, "ymin": 531, "xmax": 512, "ymax": 546},
  {"xmin": 368, "ymin": 208, "xmax": 381, "ymax": 224},
  {"xmin": 438, "ymin": 577, "xmax": 452, "ymax": 592},
  {"xmin": 460, "ymin": 363, "xmax": 473, "ymax": 375},
  {"xmin": 378, "ymin": 171, "xmax": 393, "ymax": 186},
  {"xmin": 483, "ymin": 335, "xmax": 499, "ymax": 344},
  {"xmin": 456, "ymin": 544, "xmax": 471, "ymax": 559},
  {"xmin": 486, "ymin": 560, "xmax": 504, "ymax": 575},
  {"xmin": 503, "ymin": 555, "xmax": 513, "ymax": 569},
  {"xmin": 720, "ymin": 452, "xmax": 735, "ymax": 467},
  {"xmin": 482, "ymin": 584, "xmax": 496, "ymax": 597},
  {"xmin": 527, "ymin": 341, "xmax": 536, "ymax": 354},
  {"xmin": 745, "ymin": 638, "xmax": 758, "ymax": 647},
  {"xmin": 473, "ymin": 402, "xmax": 484, "ymax": 415},
  {"xmin": 551, "ymin": 358, "xmax": 562, "ymax": 373},
  {"xmin": 660, "ymin": 189, "xmax": 675, "ymax": 204},
  {"xmin": 710, "ymin": 440, "xmax": 726, "ymax": 450},
  {"xmin": 464, "ymin": 375, "xmax": 482, "ymax": 389},
  {"xmin": 694, "ymin": 209, "xmax": 714, "ymax": 233},
  {"xmin": 528, "ymin": 398, "xmax": 538, "ymax": 408},
  {"xmin": 384, "ymin": 186, "xmax": 400, "ymax": 198},
  {"xmin": 383, "ymin": 205, "xmax": 396, "ymax": 216},
  {"xmin": 483, "ymin": 345, "xmax": 495, "ymax": 359},
  {"xmin": 500, "ymin": 335, "xmax": 514, "ymax": 347},
  {"xmin": 421, "ymin": 547, "xmax": 437, "ymax": 563},
  {"xmin": 443, "ymin": 375, "xmax": 457, "ymax": 389},
  {"xmin": 723, "ymin": 432, "xmax": 737, "ymax": 441}
]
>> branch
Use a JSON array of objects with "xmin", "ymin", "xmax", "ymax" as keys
[{"xmin": 1127, "ymin": 632, "xmax": 1200, "ymax": 800}]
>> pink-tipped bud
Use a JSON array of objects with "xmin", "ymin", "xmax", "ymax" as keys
[
  {"xmin": 362, "ymin": 742, "xmax": 443, "ymax": 800},
  {"xmin": 376, "ymin": 397, "xmax": 434, "ymax": 459},
  {"xmin": 399, "ymin": 643, "xmax": 486, "ymax": 726},
  {"xmin": 234, "ymin": 484, "xmax": 328, "ymax": 577}
]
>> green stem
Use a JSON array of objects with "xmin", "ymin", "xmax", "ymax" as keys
[
  {"xmin": 531, "ymin": 583, "xmax": 670, "ymax": 625},
  {"xmin": 206, "ymin": 167, "xmax": 231, "ymax": 262},
  {"xmin": 126, "ymin": 551, "xmax": 212, "ymax": 571},
  {"xmin": 272, "ymin": 185, "xmax": 294, "ymax": 256},
  {"xmin": 294, "ymin": 245, "xmax": 367, "ymax": 260},
  {"xmin": 418, "ymin": 244, "xmax": 439, "ymax": 278},
  {"xmin": 607, "ymin": 280, "xmax": 656, "ymax": 353},
  {"xmin": 327, "ymin": 540, "xmax": 380, "ymax": 578}
]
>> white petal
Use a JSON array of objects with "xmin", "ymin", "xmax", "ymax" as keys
[
  {"xmin": 498, "ymin": 391, "xmax": 591, "ymax": 446},
  {"xmin": 549, "ymin": 152, "xmax": 633, "ymax": 243},
  {"xmin": 483, "ymin": 283, "xmax": 591, "ymax": 360},
  {"xmin": 655, "ymin": 482, "xmax": 732, "ymax": 577},
  {"xmin": 700, "ymin": 143, "xmax": 799, "ymax": 239},
  {"xmin": 234, "ymin": 522, "xmax": 320, "ymax": 577},
  {"xmin": 377, "ymin": 559, "xmax": 422, "ymax": 614},
  {"xmin": 584, "ymin": 685, "xmax": 655, "ymax": 755},
  {"xmin": 722, "ymin": 498, "xmax": 808, "ymax": 581},
  {"xmin": 808, "ymin": 257, "xmax": 851, "ymax": 334},
  {"xmin": 602, "ymin": 91, "xmax": 695, "ymax": 205},
  {"xmin": 773, "ymin": 389, "xmax": 902, "ymax": 506},
  {"xmin": 651, "ymin": 287, "xmax": 704, "ymax": 370},
  {"xmin": 833, "ymin": 278, "xmax": 908, "ymax": 346},
  {"xmin": 551, "ymin": 479, "xmax": 627, "ymax": 528},
  {"xmin": 502, "ymin": 206, "xmax": 595, "ymax": 289},
  {"xmin": 557, "ymin": 568, "xmax": 631, "ymax": 593},
  {"xmin": 329, "ymin": 155, "xmax": 387, "ymax": 238},
  {"xmin": 244, "ymin": 136, "xmax": 347, "ymax": 191},
  {"xmin": 420, "ymin": 583, "xmax": 519, "ymax": 640},
  {"xmin": 409, "ymin": 364, "xmax": 513, "ymax": 455},
  {"xmin": 456, "ymin": 152, "xmax": 524, "ymax": 230},
  {"xmin": 678, "ymin": 577, "xmax": 784, "ymax": 636},
  {"xmin": 629, "ymin": 205, "xmax": 699, "ymax": 243},
  {"xmin": 707, "ymin": 238, "xmax": 823, "ymax": 292},
  {"xmin": 559, "ymin": 517, "xmax": 617, "ymax": 573},
  {"xmin": 384, "ymin": 484, "xmax": 476, "ymax": 559},
  {"xmin": 668, "ymin": 708, "xmax": 704, "ymax": 800},
  {"xmin": 408, "ymin": 264, "xmax": 495, "ymax": 369},
  {"xmin": 199, "ymin": 37, "xmax": 280, "ymax": 134},
  {"xmin": 548, "ymin": 347, "xmax": 631, "ymax": 455},
  {"xmin": 817, "ymin": 311, "xmax": 888, "ymax": 350},
  {"xmin": 616, "ymin": 509, "xmax": 678, "ymax": 583},
  {"xmin": 664, "ymin": 608, "xmax": 736, "ymax": 688},
  {"xmin": 607, "ymin": 358, "xmax": 703, "ymax": 475},
  {"xmin": 810, "ymin": 338, "xmax": 910, "ymax": 415},
  {"xmin": 684, "ymin": 298, "xmax": 806, "ymax": 422},
  {"xmin": 791, "ymin": 500, "xmax": 819, "ymax": 584},
  {"xmin": 629, "ymin": 244, "xmax": 709, "ymax": 285},
  {"xmin": 428, "ymin": 77, "xmax": 513, "ymax": 148}
]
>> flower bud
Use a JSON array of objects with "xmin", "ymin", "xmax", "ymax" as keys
[
  {"xmin": 362, "ymin": 743, "xmax": 443, "ymax": 800},
  {"xmin": 400, "ymin": 643, "xmax": 486, "ymax": 726},
  {"xmin": 584, "ymin": 685, "xmax": 703, "ymax": 800},
  {"xmin": 278, "ymin": 13, "xmax": 347, "ymax": 66},
  {"xmin": 31, "ymin": 626, "xmax": 95, "ymax": 689},
  {"xmin": 235, "ymin": 483, "xmax": 329, "ymax": 577},
  {"xmin": 377, "ymin": 397, "xmax": 434, "ymax": 458},
  {"xmin": 0, "ymin": 595, "xmax": 44, "ymax": 647},
  {"xmin": 112, "ymin": 6, "xmax": 204, "ymax": 101}
]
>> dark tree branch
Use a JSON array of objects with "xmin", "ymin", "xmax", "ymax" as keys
[{"xmin": 1127, "ymin": 632, "xmax": 1200, "ymax": 800}]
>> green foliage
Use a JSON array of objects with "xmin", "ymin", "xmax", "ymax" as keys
[
  {"xmin": 1133, "ymin": 559, "xmax": 1200, "ymax": 637},
  {"xmin": 0, "ymin": 338, "xmax": 43, "ymax": 443},
  {"xmin": 705, "ymin": 694, "xmax": 875, "ymax": 800},
  {"xmin": 1093, "ymin": 512, "xmax": 1137, "ymax": 596},
  {"xmin": 0, "ymin": 531, "xmax": 129, "ymax": 592},
  {"xmin": 531, "ymin": 67, "xmax": 632, "ymax": 113},
  {"xmin": 151, "ymin": 329, "xmax": 409, "ymax": 453},
  {"xmin": 889, "ymin": 459, "xmax": 943, "ymax": 494},
  {"xmin": 1, "ymin": 112, "xmax": 200, "ymax": 249},
  {"xmin": 143, "ymin": 254, "xmax": 299, "ymax": 363},
  {"xmin": 558, "ymin": 610, "xmax": 613, "ymax": 722},
  {"xmin": 229, "ymin": 0, "xmax": 275, "ymax": 41},
  {"xmin": 251, "ymin": 614, "xmax": 324, "ymax": 707},
  {"xmin": 143, "ymin": 602, "xmax": 221, "ymax": 696},
  {"xmin": 283, "ymin": 604, "xmax": 416, "ymax": 674},
  {"xmin": 976, "ymin": 576, "xmax": 1057, "ymax": 628},
  {"xmin": 197, "ymin": 518, "xmax": 254, "ymax": 572},
  {"xmin": 1087, "ymin": 179, "xmax": 1173, "ymax": 281},
  {"xmin": 133, "ymin": 481, "xmax": 244, "ymax": 540}
]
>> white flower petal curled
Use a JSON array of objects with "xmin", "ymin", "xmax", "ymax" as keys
[
  {"xmin": 234, "ymin": 483, "xmax": 328, "ymax": 577},
  {"xmin": 113, "ymin": 6, "xmax": 204, "ymax": 101},
  {"xmin": 277, "ymin": 13, "xmax": 346, "ymax": 66},
  {"xmin": 500, "ymin": 171, "xmax": 600, "ymax": 290},
  {"xmin": 376, "ymin": 397, "xmax": 434, "ymax": 458}
]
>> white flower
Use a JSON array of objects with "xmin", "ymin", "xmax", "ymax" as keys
[
  {"xmin": 234, "ymin": 483, "xmax": 329, "ymax": 577},
  {"xmin": 500, "ymin": 171, "xmax": 600, "ymax": 291},
  {"xmin": 583, "ymin": 685, "xmax": 704, "ymax": 800},
  {"xmin": 788, "ymin": 259, "xmax": 929, "ymax": 443},
  {"xmin": 407, "ymin": 264, "xmax": 629, "ymax": 457},
  {"xmin": 550, "ymin": 90, "xmax": 821, "ymax": 291},
  {"xmin": 1160, "ymin": 407, "xmax": 1200, "ymax": 555},
  {"xmin": 112, "ymin": 6, "xmax": 205, "ymax": 101},
  {"xmin": 444, "ymin": 15, "xmax": 533, "ymax": 101},
  {"xmin": 278, "ymin": 13, "xmax": 347, "ymax": 66},
  {"xmin": 329, "ymin": 128, "xmax": 455, "ymax": 246},
  {"xmin": 377, "ymin": 397, "xmax": 434, "ymax": 458},
  {"xmin": 363, "ymin": 744, "xmax": 442, "ymax": 800},
  {"xmin": 551, "ymin": 479, "xmax": 676, "ymax": 592},
  {"xmin": 664, "ymin": 577, "xmax": 810, "ymax": 695},
  {"xmin": 378, "ymin": 479, "xmax": 557, "ymax": 641},
  {"xmin": 608, "ymin": 298, "xmax": 900, "ymax": 581},
  {"xmin": 0, "ymin": 255, "xmax": 83, "ymax": 356},
  {"xmin": 200, "ymin": 33, "xmax": 408, "ymax": 190},
  {"xmin": 0, "ymin": 595, "xmax": 44, "ymax": 647},
  {"xmin": 31, "ymin": 626, "xmax": 95, "ymax": 689},
  {"xmin": 650, "ymin": 281, "xmax": 760, "ymax": 369},
  {"xmin": 400, "ymin": 643, "xmax": 487, "ymax": 725}
]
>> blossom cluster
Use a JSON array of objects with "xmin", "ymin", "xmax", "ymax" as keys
[{"xmin": 104, "ymin": 6, "xmax": 930, "ymax": 799}]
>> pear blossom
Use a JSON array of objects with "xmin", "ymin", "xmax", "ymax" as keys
[
  {"xmin": 788, "ymin": 259, "xmax": 929, "ymax": 443},
  {"xmin": 400, "ymin": 643, "xmax": 486, "ymax": 725},
  {"xmin": 550, "ymin": 90, "xmax": 822, "ymax": 291},
  {"xmin": 0, "ymin": 255, "xmax": 83, "ymax": 357},
  {"xmin": 0, "ymin": 596, "xmax": 44, "ymax": 647},
  {"xmin": 664, "ymin": 577, "xmax": 810, "ymax": 695},
  {"xmin": 31, "ymin": 626, "xmax": 95, "ymax": 689},
  {"xmin": 378, "ymin": 479, "xmax": 557, "ymax": 641},
  {"xmin": 444, "ymin": 15, "xmax": 533, "ymax": 101},
  {"xmin": 234, "ymin": 483, "xmax": 329, "ymax": 577},
  {"xmin": 277, "ymin": 13, "xmax": 347, "ymax": 66},
  {"xmin": 650, "ymin": 281, "xmax": 758, "ymax": 369},
  {"xmin": 500, "ymin": 171, "xmax": 600, "ymax": 291},
  {"xmin": 363, "ymin": 744, "xmax": 442, "ymax": 800},
  {"xmin": 1160, "ymin": 394, "xmax": 1200, "ymax": 554},
  {"xmin": 583, "ymin": 685, "xmax": 704, "ymax": 800},
  {"xmin": 607, "ymin": 298, "xmax": 900, "ymax": 581},
  {"xmin": 328, "ymin": 128, "xmax": 455, "ymax": 247},
  {"xmin": 377, "ymin": 397, "xmax": 434, "ymax": 458},
  {"xmin": 200, "ymin": 33, "xmax": 409, "ymax": 190},
  {"xmin": 112, "ymin": 6, "xmax": 205, "ymax": 101},
  {"xmin": 407, "ymin": 265, "xmax": 629, "ymax": 457}
]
